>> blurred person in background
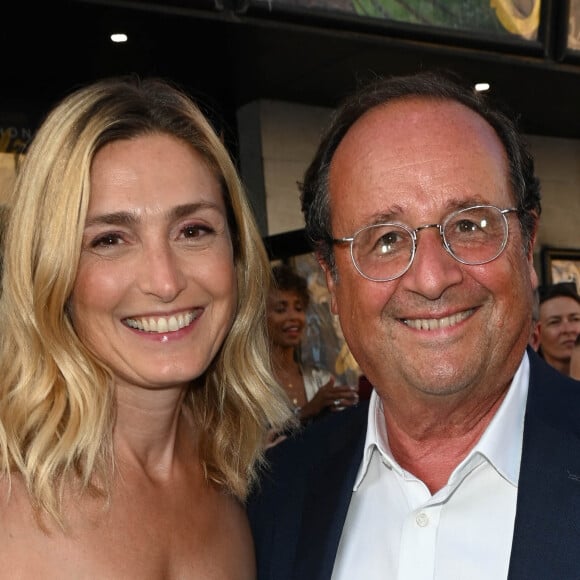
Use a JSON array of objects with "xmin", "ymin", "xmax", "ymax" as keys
[
  {"xmin": 537, "ymin": 282, "xmax": 580, "ymax": 376},
  {"xmin": 267, "ymin": 263, "xmax": 359, "ymax": 424}
]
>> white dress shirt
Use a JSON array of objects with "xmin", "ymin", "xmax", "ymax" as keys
[{"xmin": 331, "ymin": 353, "xmax": 530, "ymax": 580}]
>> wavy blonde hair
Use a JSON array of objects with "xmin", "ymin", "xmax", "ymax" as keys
[{"xmin": 0, "ymin": 76, "xmax": 293, "ymax": 527}]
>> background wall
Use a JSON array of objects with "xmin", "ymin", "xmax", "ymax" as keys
[
  {"xmin": 260, "ymin": 101, "xmax": 333, "ymax": 235},
  {"xmin": 528, "ymin": 135, "xmax": 580, "ymax": 249}
]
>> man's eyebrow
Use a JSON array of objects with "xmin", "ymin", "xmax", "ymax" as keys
[
  {"xmin": 364, "ymin": 198, "xmax": 484, "ymax": 225},
  {"xmin": 364, "ymin": 206, "xmax": 404, "ymax": 224}
]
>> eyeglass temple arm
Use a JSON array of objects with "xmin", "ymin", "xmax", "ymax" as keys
[{"xmin": 331, "ymin": 236, "xmax": 355, "ymax": 245}]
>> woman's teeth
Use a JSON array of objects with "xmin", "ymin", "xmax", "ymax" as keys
[{"xmin": 124, "ymin": 311, "xmax": 199, "ymax": 333}]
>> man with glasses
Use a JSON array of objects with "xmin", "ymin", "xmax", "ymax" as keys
[{"xmin": 248, "ymin": 70, "xmax": 580, "ymax": 579}]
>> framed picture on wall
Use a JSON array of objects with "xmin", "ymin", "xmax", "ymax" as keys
[
  {"xmin": 245, "ymin": 0, "xmax": 544, "ymax": 46},
  {"xmin": 541, "ymin": 246, "xmax": 580, "ymax": 293}
]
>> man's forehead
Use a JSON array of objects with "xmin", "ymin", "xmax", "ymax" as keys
[
  {"xmin": 348, "ymin": 96, "xmax": 490, "ymax": 135},
  {"xmin": 328, "ymin": 96, "xmax": 511, "ymax": 218},
  {"xmin": 332, "ymin": 96, "xmax": 505, "ymax": 170}
]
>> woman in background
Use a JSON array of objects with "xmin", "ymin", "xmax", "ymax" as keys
[
  {"xmin": 267, "ymin": 264, "xmax": 358, "ymax": 424},
  {"xmin": 0, "ymin": 76, "xmax": 292, "ymax": 578}
]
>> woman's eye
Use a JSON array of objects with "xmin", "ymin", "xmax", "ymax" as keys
[
  {"xmin": 182, "ymin": 224, "xmax": 215, "ymax": 239},
  {"xmin": 90, "ymin": 233, "xmax": 123, "ymax": 248}
]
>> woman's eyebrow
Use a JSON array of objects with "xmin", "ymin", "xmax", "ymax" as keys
[
  {"xmin": 84, "ymin": 211, "xmax": 137, "ymax": 227},
  {"xmin": 170, "ymin": 201, "xmax": 221, "ymax": 220},
  {"xmin": 84, "ymin": 202, "xmax": 222, "ymax": 227}
]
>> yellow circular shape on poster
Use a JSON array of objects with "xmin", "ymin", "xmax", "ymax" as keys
[{"xmin": 491, "ymin": 0, "xmax": 540, "ymax": 39}]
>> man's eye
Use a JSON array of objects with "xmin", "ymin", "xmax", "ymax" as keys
[
  {"xmin": 456, "ymin": 219, "xmax": 479, "ymax": 232},
  {"xmin": 373, "ymin": 230, "xmax": 406, "ymax": 255}
]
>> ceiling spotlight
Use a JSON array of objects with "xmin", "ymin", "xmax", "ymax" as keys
[
  {"xmin": 110, "ymin": 33, "xmax": 128, "ymax": 43},
  {"xmin": 474, "ymin": 82, "xmax": 490, "ymax": 92}
]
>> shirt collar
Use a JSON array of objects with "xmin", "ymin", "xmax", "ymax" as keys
[{"xmin": 354, "ymin": 352, "xmax": 530, "ymax": 490}]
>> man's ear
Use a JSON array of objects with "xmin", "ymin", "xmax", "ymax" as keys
[
  {"xmin": 527, "ymin": 212, "xmax": 539, "ymax": 288},
  {"xmin": 317, "ymin": 254, "xmax": 339, "ymax": 315}
]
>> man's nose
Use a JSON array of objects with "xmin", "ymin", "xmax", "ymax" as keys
[{"xmin": 401, "ymin": 226, "xmax": 463, "ymax": 299}]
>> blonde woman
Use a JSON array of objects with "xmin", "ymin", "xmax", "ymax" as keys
[{"xmin": 0, "ymin": 76, "xmax": 293, "ymax": 578}]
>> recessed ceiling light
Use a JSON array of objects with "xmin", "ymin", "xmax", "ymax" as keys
[
  {"xmin": 110, "ymin": 33, "xmax": 128, "ymax": 43},
  {"xmin": 475, "ymin": 82, "xmax": 490, "ymax": 92}
]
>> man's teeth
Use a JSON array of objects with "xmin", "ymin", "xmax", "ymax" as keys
[
  {"xmin": 125, "ymin": 311, "xmax": 198, "ymax": 333},
  {"xmin": 404, "ymin": 309, "xmax": 474, "ymax": 330}
]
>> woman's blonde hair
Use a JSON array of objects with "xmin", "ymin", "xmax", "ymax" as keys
[{"xmin": 0, "ymin": 76, "xmax": 293, "ymax": 527}]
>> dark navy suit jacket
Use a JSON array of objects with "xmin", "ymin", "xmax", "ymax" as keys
[{"xmin": 247, "ymin": 348, "xmax": 580, "ymax": 580}]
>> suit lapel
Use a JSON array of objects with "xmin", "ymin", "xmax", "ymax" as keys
[
  {"xmin": 509, "ymin": 350, "xmax": 580, "ymax": 579},
  {"xmin": 292, "ymin": 403, "xmax": 368, "ymax": 580}
]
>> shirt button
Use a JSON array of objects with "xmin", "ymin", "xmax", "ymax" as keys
[{"xmin": 416, "ymin": 512, "xmax": 429, "ymax": 527}]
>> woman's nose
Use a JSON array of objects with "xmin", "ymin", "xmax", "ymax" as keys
[{"xmin": 138, "ymin": 243, "xmax": 187, "ymax": 302}]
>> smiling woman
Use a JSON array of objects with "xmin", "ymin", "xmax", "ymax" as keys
[
  {"xmin": 0, "ymin": 76, "xmax": 294, "ymax": 578},
  {"xmin": 266, "ymin": 264, "xmax": 359, "ymax": 428}
]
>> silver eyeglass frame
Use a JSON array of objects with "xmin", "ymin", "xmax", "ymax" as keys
[{"xmin": 331, "ymin": 204, "xmax": 518, "ymax": 282}]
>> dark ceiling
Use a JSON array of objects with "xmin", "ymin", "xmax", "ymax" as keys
[{"xmin": 3, "ymin": 0, "xmax": 580, "ymax": 144}]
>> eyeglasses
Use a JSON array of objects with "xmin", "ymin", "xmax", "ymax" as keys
[{"xmin": 331, "ymin": 204, "xmax": 518, "ymax": 282}]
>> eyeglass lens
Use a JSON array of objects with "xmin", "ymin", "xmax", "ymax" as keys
[{"xmin": 352, "ymin": 206, "xmax": 510, "ymax": 281}]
